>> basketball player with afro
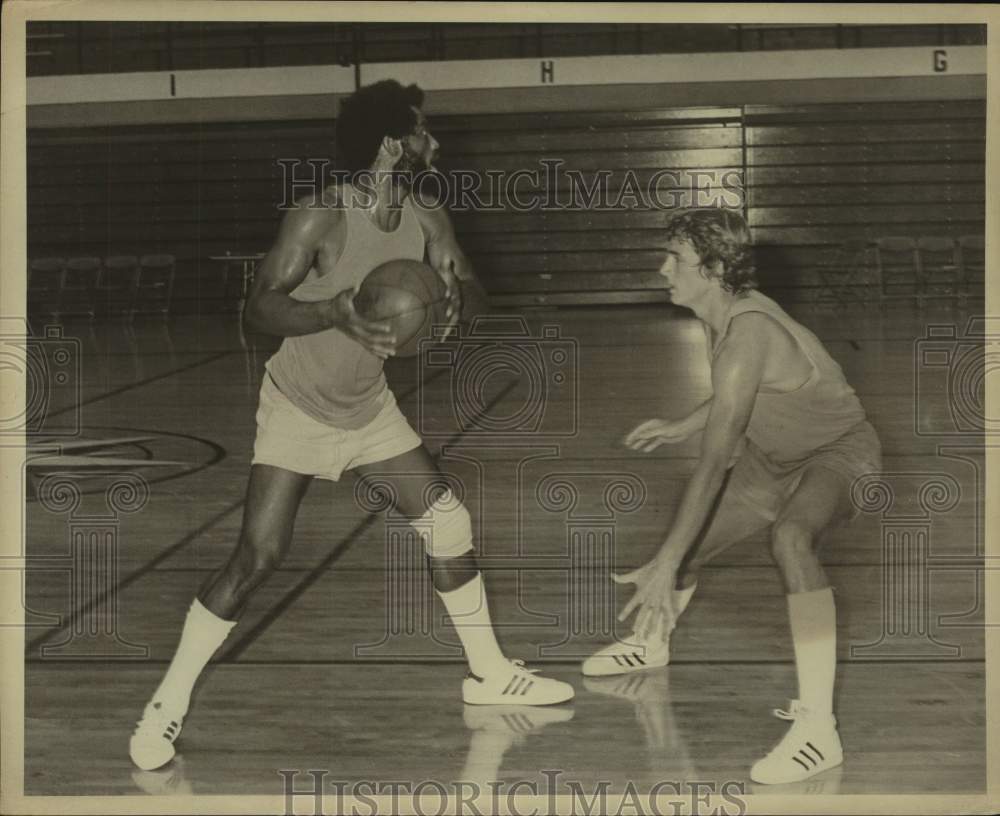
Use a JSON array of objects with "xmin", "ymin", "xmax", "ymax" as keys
[
  {"xmin": 583, "ymin": 208, "xmax": 881, "ymax": 784},
  {"xmin": 130, "ymin": 80, "xmax": 573, "ymax": 772}
]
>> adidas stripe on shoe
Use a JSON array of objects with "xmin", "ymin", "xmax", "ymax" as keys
[
  {"xmin": 749, "ymin": 700, "xmax": 844, "ymax": 785},
  {"xmin": 129, "ymin": 700, "xmax": 185, "ymax": 771},
  {"xmin": 462, "ymin": 659, "xmax": 574, "ymax": 706}
]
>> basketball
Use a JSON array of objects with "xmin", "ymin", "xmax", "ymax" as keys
[{"xmin": 354, "ymin": 259, "xmax": 450, "ymax": 357}]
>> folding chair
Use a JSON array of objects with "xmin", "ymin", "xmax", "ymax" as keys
[
  {"xmin": 28, "ymin": 257, "xmax": 66, "ymax": 316},
  {"xmin": 136, "ymin": 254, "xmax": 176, "ymax": 316},
  {"xmin": 62, "ymin": 257, "xmax": 102, "ymax": 318},
  {"xmin": 99, "ymin": 256, "xmax": 141, "ymax": 317}
]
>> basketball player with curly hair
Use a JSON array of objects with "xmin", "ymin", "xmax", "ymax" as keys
[
  {"xmin": 129, "ymin": 80, "xmax": 573, "ymax": 772},
  {"xmin": 583, "ymin": 208, "xmax": 881, "ymax": 785}
]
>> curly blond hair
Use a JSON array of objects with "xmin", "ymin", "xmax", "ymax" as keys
[{"xmin": 664, "ymin": 208, "xmax": 757, "ymax": 295}]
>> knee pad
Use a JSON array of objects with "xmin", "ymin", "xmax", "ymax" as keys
[{"xmin": 415, "ymin": 489, "xmax": 473, "ymax": 559}]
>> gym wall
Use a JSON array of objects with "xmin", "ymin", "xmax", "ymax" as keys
[{"xmin": 25, "ymin": 46, "xmax": 986, "ymax": 312}]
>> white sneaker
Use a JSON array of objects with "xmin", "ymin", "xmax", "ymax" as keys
[
  {"xmin": 462, "ymin": 659, "xmax": 575, "ymax": 706},
  {"xmin": 749, "ymin": 700, "xmax": 843, "ymax": 785},
  {"xmin": 129, "ymin": 700, "xmax": 185, "ymax": 771},
  {"xmin": 581, "ymin": 615, "xmax": 670, "ymax": 677}
]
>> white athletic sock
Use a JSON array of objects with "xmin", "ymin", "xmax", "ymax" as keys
[
  {"xmin": 676, "ymin": 583, "xmax": 696, "ymax": 616},
  {"xmin": 787, "ymin": 587, "xmax": 837, "ymax": 715},
  {"xmin": 152, "ymin": 598, "xmax": 237, "ymax": 712},
  {"xmin": 437, "ymin": 574, "xmax": 509, "ymax": 678},
  {"xmin": 661, "ymin": 583, "xmax": 697, "ymax": 635}
]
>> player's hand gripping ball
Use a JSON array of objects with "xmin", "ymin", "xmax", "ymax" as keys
[{"xmin": 354, "ymin": 260, "xmax": 451, "ymax": 358}]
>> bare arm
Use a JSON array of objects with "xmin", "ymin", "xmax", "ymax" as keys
[
  {"xmin": 656, "ymin": 314, "xmax": 771, "ymax": 565},
  {"xmin": 415, "ymin": 203, "xmax": 473, "ymax": 280},
  {"xmin": 244, "ymin": 194, "xmax": 396, "ymax": 356},
  {"xmin": 614, "ymin": 314, "xmax": 773, "ymax": 632},
  {"xmin": 244, "ymin": 196, "xmax": 339, "ymax": 335},
  {"xmin": 682, "ymin": 398, "xmax": 713, "ymax": 431},
  {"xmin": 414, "ymin": 204, "xmax": 478, "ymax": 325}
]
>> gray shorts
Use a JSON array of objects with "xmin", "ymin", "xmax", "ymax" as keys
[{"xmin": 727, "ymin": 420, "xmax": 882, "ymax": 522}]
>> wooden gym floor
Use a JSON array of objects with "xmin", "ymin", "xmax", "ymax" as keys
[{"xmin": 21, "ymin": 301, "xmax": 986, "ymax": 798}]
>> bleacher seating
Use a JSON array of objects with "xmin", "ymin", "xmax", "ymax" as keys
[
  {"xmin": 873, "ymin": 236, "xmax": 920, "ymax": 307},
  {"xmin": 957, "ymin": 234, "xmax": 985, "ymax": 304}
]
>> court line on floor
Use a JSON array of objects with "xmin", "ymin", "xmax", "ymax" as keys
[
  {"xmin": 46, "ymin": 350, "xmax": 235, "ymax": 419},
  {"xmin": 143, "ymin": 559, "xmax": 973, "ymax": 572},
  {"xmin": 220, "ymin": 375, "xmax": 525, "ymax": 662},
  {"xmin": 25, "ymin": 497, "xmax": 246, "ymax": 655},
  {"xmin": 25, "ymin": 366, "xmax": 451, "ymax": 657},
  {"xmin": 218, "ymin": 517, "xmax": 378, "ymax": 660},
  {"xmin": 27, "ymin": 656, "xmax": 987, "ymax": 666}
]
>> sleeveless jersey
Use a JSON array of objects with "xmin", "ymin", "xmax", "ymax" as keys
[
  {"xmin": 712, "ymin": 290, "xmax": 867, "ymax": 465},
  {"xmin": 265, "ymin": 187, "xmax": 425, "ymax": 429}
]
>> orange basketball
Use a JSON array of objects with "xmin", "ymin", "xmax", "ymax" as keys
[{"xmin": 355, "ymin": 259, "xmax": 450, "ymax": 357}]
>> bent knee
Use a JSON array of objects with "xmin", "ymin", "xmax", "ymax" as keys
[
  {"xmin": 416, "ymin": 490, "xmax": 473, "ymax": 559},
  {"xmin": 237, "ymin": 533, "xmax": 287, "ymax": 575},
  {"xmin": 770, "ymin": 518, "xmax": 817, "ymax": 561}
]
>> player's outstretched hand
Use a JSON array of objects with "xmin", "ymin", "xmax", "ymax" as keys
[
  {"xmin": 612, "ymin": 557, "xmax": 680, "ymax": 638},
  {"xmin": 623, "ymin": 418, "xmax": 696, "ymax": 452},
  {"xmin": 330, "ymin": 287, "xmax": 397, "ymax": 359}
]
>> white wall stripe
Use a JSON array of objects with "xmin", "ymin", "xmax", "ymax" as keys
[
  {"xmin": 26, "ymin": 46, "xmax": 986, "ymax": 107},
  {"xmin": 174, "ymin": 65, "xmax": 355, "ymax": 99},
  {"xmin": 29, "ymin": 71, "xmax": 171, "ymax": 104},
  {"xmin": 362, "ymin": 46, "xmax": 986, "ymax": 90}
]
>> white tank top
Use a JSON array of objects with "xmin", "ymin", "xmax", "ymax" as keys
[
  {"xmin": 266, "ymin": 186, "xmax": 425, "ymax": 429},
  {"xmin": 713, "ymin": 291, "xmax": 867, "ymax": 464}
]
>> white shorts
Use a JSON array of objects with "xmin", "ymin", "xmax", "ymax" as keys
[{"xmin": 251, "ymin": 373, "xmax": 422, "ymax": 481}]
